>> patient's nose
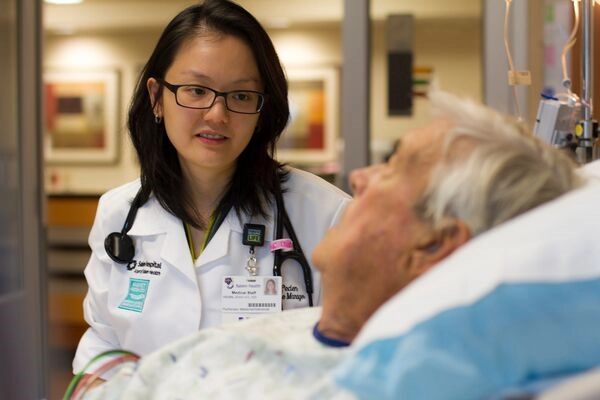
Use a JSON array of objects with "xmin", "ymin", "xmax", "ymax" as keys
[{"xmin": 349, "ymin": 164, "xmax": 381, "ymax": 196}]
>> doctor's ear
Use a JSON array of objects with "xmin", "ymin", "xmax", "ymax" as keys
[{"xmin": 147, "ymin": 78, "xmax": 162, "ymax": 114}]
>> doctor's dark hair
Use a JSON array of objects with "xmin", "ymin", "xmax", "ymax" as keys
[{"xmin": 127, "ymin": 0, "xmax": 290, "ymax": 228}]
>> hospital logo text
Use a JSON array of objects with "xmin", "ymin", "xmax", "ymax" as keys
[{"xmin": 126, "ymin": 259, "xmax": 163, "ymax": 276}]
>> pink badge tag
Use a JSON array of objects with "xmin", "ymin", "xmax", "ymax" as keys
[{"xmin": 270, "ymin": 238, "xmax": 294, "ymax": 252}]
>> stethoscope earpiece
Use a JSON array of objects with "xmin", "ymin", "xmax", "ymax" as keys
[{"xmin": 104, "ymin": 231, "xmax": 135, "ymax": 264}]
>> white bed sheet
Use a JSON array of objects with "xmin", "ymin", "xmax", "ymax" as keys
[
  {"xmin": 82, "ymin": 307, "xmax": 354, "ymax": 400},
  {"xmin": 83, "ymin": 160, "xmax": 600, "ymax": 400}
]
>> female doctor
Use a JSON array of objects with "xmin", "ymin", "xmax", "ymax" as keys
[{"xmin": 72, "ymin": 0, "xmax": 350, "ymax": 374}]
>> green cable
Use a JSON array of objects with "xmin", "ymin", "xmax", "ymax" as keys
[{"xmin": 63, "ymin": 349, "xmax": 139, "ymax": 400}]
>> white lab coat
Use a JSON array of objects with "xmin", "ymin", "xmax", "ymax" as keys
[{"xmin": 73, "ymin": 168, "xmax": 350, "ymax": 373}]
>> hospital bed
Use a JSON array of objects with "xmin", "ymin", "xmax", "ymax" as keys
[{"xmin": 75, "ymin": 160, "xmax": 600, "ymax": 400}]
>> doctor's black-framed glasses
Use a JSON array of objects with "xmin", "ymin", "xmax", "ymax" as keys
[{"xmin": 155, "ymin": 78, "xmax": 266, "ymax": 114}]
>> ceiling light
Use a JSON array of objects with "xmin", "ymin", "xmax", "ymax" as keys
[{"xmin": 44, "ymin": 0, "xmax": 84, "ymax": 4}]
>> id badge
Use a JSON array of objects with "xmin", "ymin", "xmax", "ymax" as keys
[{"xmin": 221, "ymin": 275, "xmax": 282, "ymax": 323}]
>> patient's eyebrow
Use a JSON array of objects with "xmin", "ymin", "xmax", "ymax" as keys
[
  {"xmin": 388, "ymin": 138, "xmax": 403, "ymax": 163},
  {"xmin": 394, "ymin": 138, "xmax": 403, "ymax": 151}
]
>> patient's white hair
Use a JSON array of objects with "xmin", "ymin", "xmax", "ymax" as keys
[{"xmin": 417, "ymin": 89, "xmax": 584, "ymax": 236}]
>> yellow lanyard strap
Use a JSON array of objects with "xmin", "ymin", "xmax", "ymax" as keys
[{"xmin": 185, "ymin": 213, "xmax": 216, "ymax": 261}]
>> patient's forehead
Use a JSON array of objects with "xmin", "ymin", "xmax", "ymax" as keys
[{"xmin": 392, "ymin": 118, "xmax": 451, "ymax": 166}]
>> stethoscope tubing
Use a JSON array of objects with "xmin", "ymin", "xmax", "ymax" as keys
[
  {"xmin": 273, "ymin": 184, "xmax": 314, "ymax": 306},
  {"xmin": 106, "ymin": 180, "xmax": 315, "ymax": 307}
]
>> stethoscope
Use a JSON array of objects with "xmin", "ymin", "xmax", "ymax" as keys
[{"xmin": 104, "ymin": 184, "xmax": 314, "ymax": 306}]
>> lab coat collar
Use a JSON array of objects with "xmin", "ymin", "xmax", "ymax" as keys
[
  {"xmin": 198, "ymin": 207, "xmax": 275, "ymax": 265},
  {"xmin": 224, "ymin": 207, "xmax": 274, "ymax": 238},
  {"xmin": 126, "ymin": 196, "xmax": 276, "ymax": 276},
  {"xmin": 127, "ymin": 196, "xmax": 196, "ymax": 283}
]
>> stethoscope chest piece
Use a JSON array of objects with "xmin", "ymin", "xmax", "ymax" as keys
[{"xmin": 105, "ymin": 231, "xmax": 135, "ymax": 264}]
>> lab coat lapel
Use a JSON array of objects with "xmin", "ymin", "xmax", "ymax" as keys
[
  {"xmin": 159, "ymin": 215, "xmax": 197, "ymax": 282},
  {"xmin": 197, "ymin": 217, "xmax": 231, "ymax": 265},
  {"xmin": 198, "ymin": 209, "xmax": 240, "ymax": 265},
  {"xmin": 129, "ymin": 198, "xmax": 196, "ymax": 283},
  {"xmin": 197, "ymin": 208, "xmax": 275, "ymax": 266}
]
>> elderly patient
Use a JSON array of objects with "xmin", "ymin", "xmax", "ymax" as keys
[
  {"xmin": 312, "ymin": 91, "xmax": 582, "ymax": 346},
  {"xmin": 73, "ymin": 90, "xmax": 582, "ymax": 399}
]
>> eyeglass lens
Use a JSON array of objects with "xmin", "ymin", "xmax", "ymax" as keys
[{"xmin": 176, "ymin": 85, "xmax": 263, "ymax": 113}]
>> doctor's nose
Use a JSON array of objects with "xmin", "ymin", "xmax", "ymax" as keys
[{"xmin": 203, "ymin": 96, "xmax": 230, "ymax": 124}]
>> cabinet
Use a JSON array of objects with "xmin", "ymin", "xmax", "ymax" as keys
[{"xmin": 47, "ymin": 195, "xmax": 98, "ymax": 348}]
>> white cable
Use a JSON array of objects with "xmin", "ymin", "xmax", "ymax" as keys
[
  {"xmin": 503, "ymin": 0, "xmax": 522, "ymax": 119},
  {"xmin": 503, "ymin": 0, "xmax": 516, "ymax": 71},
  {"xmin": 561, "ymin": 0, "xmax": 581, "ymax": 92}
]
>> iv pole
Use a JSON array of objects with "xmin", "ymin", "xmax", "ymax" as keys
[{"xmin": 578, "ymin": 0, "xmax": 595, "ymax": 163}]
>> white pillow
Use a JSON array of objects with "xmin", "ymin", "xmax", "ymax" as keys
[{"xmin": 333, "ymin": 160, "xmax": 600, "ymax": 400}]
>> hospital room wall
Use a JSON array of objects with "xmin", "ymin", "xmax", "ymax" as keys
[{"xmin": 43, "ymin": 17, "xmax": 482, "ymax": 195}]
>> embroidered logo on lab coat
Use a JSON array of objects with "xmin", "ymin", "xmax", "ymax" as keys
[
  {"xmin": 126, "ymin": 259, "xmax": 163, "ymax": 276},
  {"xmin": 118, "ymin": 278, "xmax": 150, "ymax": 313}
]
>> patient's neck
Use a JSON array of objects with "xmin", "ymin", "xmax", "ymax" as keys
[{"xmin": 316, "ymin": 311, "xmax": 362, "ymax": 344}]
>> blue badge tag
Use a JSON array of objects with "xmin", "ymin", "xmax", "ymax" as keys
[{"xmin": 118, "ymin": 278, "xmax": 150, "ymax": 313}]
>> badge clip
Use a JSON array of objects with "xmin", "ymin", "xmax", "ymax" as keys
[
  {"xmin": 243, "ymin": 224, "xmax": 265, "ymax": 247},
  {"xmin": 243, "ymin": 224, "xmax": 265, "ymax": 276}
]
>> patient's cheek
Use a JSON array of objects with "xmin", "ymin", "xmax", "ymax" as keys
[
  {"xmin": 312, "ymin": 229, "xmax": 343, "ymax": 270},
  {"xmin": 311, "ymin": 240, "xmax": 328, "ymax": 272}
]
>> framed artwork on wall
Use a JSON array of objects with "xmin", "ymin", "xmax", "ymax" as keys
[
  {"xmin": 277, "ymin": 66, "xmax": 339, "ymax": 166},
  {"xmin": 43, "ymin": 69, "xmax": 120, "ymax": 164}
]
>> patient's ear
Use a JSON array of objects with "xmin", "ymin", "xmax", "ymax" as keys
[{"xmin": 411, "ymin": 220, "xmax": 471, "ymax": 275}]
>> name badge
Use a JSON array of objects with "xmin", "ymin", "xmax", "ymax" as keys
[{"xmin": 221, "ymin": 275, "xmax": 282, "ymax": 323}]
